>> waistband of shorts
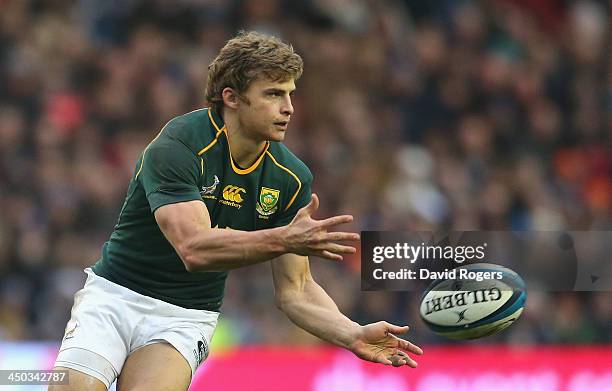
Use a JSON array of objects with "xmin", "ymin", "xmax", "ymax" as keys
[{"xmin": 83, "ymin": 268, "xmax": 220, "ymax": 319}]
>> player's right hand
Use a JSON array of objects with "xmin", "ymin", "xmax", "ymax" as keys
[{"xmin": 282, "ymin": 193, "xmax": 360, "ymax": 261}]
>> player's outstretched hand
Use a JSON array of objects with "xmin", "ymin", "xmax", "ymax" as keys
[
  {"xmin": 283, "ymin": 193, "xmax": 360, "ymax": 261},
  {"xmin": 349, "ymin": 321, "xmax": 423, "ymax": 368}
]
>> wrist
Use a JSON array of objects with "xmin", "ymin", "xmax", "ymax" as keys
[
  {"xmin": 343, "ymin": 322, "xmax": 363, "ymax": 351},
  {"xmin": 268, "ymin": 225, "xmax": 292, "ymax": 254}
]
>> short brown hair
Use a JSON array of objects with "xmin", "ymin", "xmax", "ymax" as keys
[{"xmin": 205, "ymin": 31, "xmax": 303, "ymax": 115}]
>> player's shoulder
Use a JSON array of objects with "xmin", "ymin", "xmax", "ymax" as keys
[
  {"xmin": 266, "ymin": 142, "xmax": 313, "ymax": 184},
  {"xmin": 153, "ymin": 108, "xmax": 220, "ymax": 155}
]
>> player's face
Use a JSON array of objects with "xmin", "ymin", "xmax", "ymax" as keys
[{"xmin": 237, "ymin": 78, "xmax": 295, "ymax": 142}]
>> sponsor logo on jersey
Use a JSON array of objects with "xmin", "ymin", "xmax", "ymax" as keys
[
  {"xmin": 220, "ymin": 185, "xmax": 246, "ymax": 209},
  {"xmin": 256, "ymin": 187, "xmax": 280, "ymax": 218},
  {"xmin": 200, "ymin": 175, "xmax": 220, "ymax": 199}
]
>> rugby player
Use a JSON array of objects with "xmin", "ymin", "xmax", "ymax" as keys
[{"xmin": 50, "ymin": 31, "xmax": 423, "ymax": 391}]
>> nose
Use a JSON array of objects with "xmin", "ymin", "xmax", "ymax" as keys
[{"xmin": 281, "ymin": 96, "xmax": 293, "ymax": 116}]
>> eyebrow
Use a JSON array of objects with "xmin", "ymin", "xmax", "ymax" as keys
[{"xmin": 264, "ymin": 88, "xmax": 296, "ymax": 94}]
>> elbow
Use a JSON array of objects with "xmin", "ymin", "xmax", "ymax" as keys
[
  {"xmin": 274, "ymin": 290, "xmax": 299, "ymax": 312},
  {"xmin": 179, "ymin": 247, "xmax": 197, "ymax": 272},
  {"xmin": 180, "ymin": 247, "xmax": 220, "ymax": 272},
  {"xmin": 177, "ymin": 243, "xmax": 206, "ymax": 272},
  {"xmin": 274, "ymin": 294, "xmax": 286, "ymax": 311},
  {"xmin": 183, "ymin": 258, "xmax": 198, "ymax": 272}
]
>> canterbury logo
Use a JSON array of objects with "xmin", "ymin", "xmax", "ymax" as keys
[{"xmin": 222, "ymin": 185, "xmax": 246, "ymax": 203}]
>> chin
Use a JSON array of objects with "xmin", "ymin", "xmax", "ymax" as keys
[{"xmin": 268, "ymin": 129, "xmax": 286, "ymax": 142}]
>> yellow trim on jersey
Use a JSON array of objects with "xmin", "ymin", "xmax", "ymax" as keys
[
  {"xmin": 135, "ymin": 120, "xmax": 172, "ymax": 180},
  {"xmin": 200, "ymin": 158, "xmax": 204, "ymax": 176},
  {"xmin": 208, "ymin": 108, "xmax": 224, "ymax": 132},
  {"xmin": 208, "ymin": 108, "xmax": 268, "ymax": 175},
  {"xmin": 198, "ymin": 109, "xmax": 225, "ymax": 156},
  {"xmin": 265, "ymin": 150, "xmax": 302, "ymax": 211},
  {"xmin": 197, "ymin": 127, "xmax": 223, "ymax": 156},
  {"xmin": 222, "ymin": 128, "xmax": 269, "ymax": 175}
]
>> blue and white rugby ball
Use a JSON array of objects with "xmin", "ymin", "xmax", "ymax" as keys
[{"xmin": 419, "ymin": 263, "xmax": 526, "ymax": 339}]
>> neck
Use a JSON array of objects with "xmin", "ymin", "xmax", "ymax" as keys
[{"xmin": 222, "ymin": 110, "xmax": 267, "ymax": 169}]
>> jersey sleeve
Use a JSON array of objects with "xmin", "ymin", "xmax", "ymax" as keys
[
  {"xmin": 270, "ymin": 174, "xmax": 313, "ymax": 228},
  {"xmin": 137, "ymin": 137, "xmax": 202, "ymax": 212}
]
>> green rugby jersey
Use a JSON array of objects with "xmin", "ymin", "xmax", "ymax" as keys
[{"xmin": 92, "ymin": 108, "xmax": 313, "ymax": 311}]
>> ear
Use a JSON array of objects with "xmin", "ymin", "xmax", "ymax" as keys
[{"xmin": 221, "ymin": 87, "xmax": 240, "ymax": 110}]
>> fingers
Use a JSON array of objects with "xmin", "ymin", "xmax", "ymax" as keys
[
  {"xmin": 390, "ymin": 353, "xmax": 406, "ymax": 367},
  {"xmin": 386, "ymin": 331, "xmax": 424, "ymax": 355},
  {"xmin": 302, "ymin": 193, "xmax": 319, "ymax": 216},
  {"xmin": 392, "ymin": 336, "xmax": 424, "ymax": 356},
  {"xmin": 317, "ymin": 245, "xmax": 355, "ymax": 261},
  {"xmin": 319, "ymin": 250, "xmax": 343, "ymax": 262},
  {"xmin": 318, "ymin": 214, "xmax": 354, "ymax": 228},
  {"xmin": 295, "ymin": 194, "xmax": 360, "ymax": 260},
  {"xmin": 311, "ymin": 244, "xmax": 356, "ymax": 262},
  {"xmin": 385, "ymin": 323, "xmax": 424, "ymax": 355},
  {"xmin": 324, "ymin": 243, "xmax": 357, "ymax": 255},
  {"xmin": 390, "ymin": 351, "xmax": 418, "ymax": 368},
  {"xmin": 380, "ymin": 357, "xmax": 393, "ymax": 366},
  {"xmin": 311, "ymin": 236, "xmax": 358, "ymax": 261},
  {"xmin": 357, "ymin": 344, "xmax": 421, "ymax": 368},
  {"xmin": 326, "ymin": 232, "xmax": 360, "ymax": 242},
  {"xmin": 397, "ymin": 338, "xmax": 424, "ymax": 355},
  {"xmin": 379, "ymin": 351, "xmax": 418, "ymax": 368},
  {"xmin": 385, "ymin": 323, "xmax": 411, "ymax": 335}
]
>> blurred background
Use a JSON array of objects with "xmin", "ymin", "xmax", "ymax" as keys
[{"xmin": 0, "ymin": 0, "xmax": 611, "ymax": 389}]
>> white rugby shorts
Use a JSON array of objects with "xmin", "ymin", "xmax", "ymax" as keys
[{"xmin": 54, "ymin": 268, "xmax": 218, "ymax": 388}]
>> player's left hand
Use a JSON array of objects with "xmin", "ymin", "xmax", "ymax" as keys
[{"xmin": 349, "ymin": 321, "xmax": 423, "ymax": 367}]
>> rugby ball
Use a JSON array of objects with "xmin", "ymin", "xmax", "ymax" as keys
[{"xmin": 419, "ymin": 263, "xmax": 526, "ymax": 339}]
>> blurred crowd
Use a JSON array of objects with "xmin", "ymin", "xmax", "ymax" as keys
[{"xmin": 0, "ymin": 0, "xmax": 610, "ymax": 347}]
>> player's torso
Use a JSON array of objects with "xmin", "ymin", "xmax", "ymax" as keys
[
  {"xmin": 199, "ymin": 137, "xmax": 284, "ymax": 231},
  {"xmin": 94, "ymin": 108, "xmax": 305, "ymax": 310}
]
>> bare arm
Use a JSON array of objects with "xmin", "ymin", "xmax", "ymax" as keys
[
  {"xmin": 272, "ymin": 253, "xmax": 359, "ymax": 348},
  {"xmin": 154, "ymin": 194, "xmax": 359, "ymax": 272},
  {"xmin": 272, "ymin": 253, "xmax": 423, "ymax": 367}
]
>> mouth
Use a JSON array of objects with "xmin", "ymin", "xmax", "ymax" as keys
[{"xmin": 274, "ymin": 121, "xmax": 289, "ymax": 130}]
